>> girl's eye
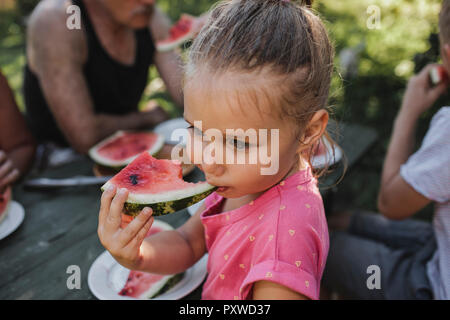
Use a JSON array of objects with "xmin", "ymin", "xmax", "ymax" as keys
[
  {"xmin": 187, "ymin": 125, "xmax": 203, "ymax": 137},
  {"xmin": 228, "ymin": 138, "xmax": 249, "ymax": 150}
]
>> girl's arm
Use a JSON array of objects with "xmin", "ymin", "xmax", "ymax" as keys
[
  {"xmin": 252, "ymin": 281, "xmax": 309, "ymax": 300},
  {"xmin": 98, "ymin": 185, "xmax": 206, "ymax": 274},
  {"xmin": 137, "ymin": 204, "xmax": 207, "ymax": 274},
  {"xmin": 378, "ymin": 64, "xmax": 446, "ymax": 220}
]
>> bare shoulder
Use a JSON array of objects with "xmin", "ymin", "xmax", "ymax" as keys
[
  {"xmin": 27, "ymin": 0, "xmax": 86, "ymax": 71},
  {"xmin": 28, "ymin": 0, "xmax": 76, "ymax": 37}
]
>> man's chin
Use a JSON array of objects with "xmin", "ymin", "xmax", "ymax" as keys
[{"xmin": 127, "ymin": 15, "xmax": 152, "ymax": 29}]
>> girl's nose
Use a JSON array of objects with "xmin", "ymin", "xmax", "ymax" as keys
[
  {"xmin": 200, "ymin": 161, "xmax": 225, "ymax": 178},
  {"xmin": 200, "ymin": 140, "xmax": 227, "ymax": 177}
]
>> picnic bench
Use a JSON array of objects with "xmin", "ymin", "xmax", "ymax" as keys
[{"xmin": 0, "ymin": 121, "xmax": 377, "ymax": 300}]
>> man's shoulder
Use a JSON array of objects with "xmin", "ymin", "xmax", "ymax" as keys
[
  {"xmin": 28, "ymin": 0, "xmax": 85, "ymax": 44},
  {"xmin": 29, "ymin": 0, "xmax": 71, "ymax": 29},
  {"xmin": 27, "ymin": 0, "xmax": 86, "ymax": 69}
]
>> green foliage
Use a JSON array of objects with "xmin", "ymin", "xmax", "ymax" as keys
[
  {"xmin": 0, "ymin": 7, "xmax": 26, "ymax": 111},
  {"xmin": 157, "ymin": 0, "xmax": 215, "ymax": 20}
]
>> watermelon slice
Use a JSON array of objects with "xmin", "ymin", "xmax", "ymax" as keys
[
  {"xmin": 156, "ymin": 15, "xmax": 195, "ymax": 52},
  {"xmin": 101, "ymin": 152, "xmax": 216, "ymax": 216},
  {"xmin": 118, "ymin": 221, "xmax": 184, "ymax": 299},
  {"xmin": 88, "ymin": 131, "xmax": 165, "ymax": 169},
  {"xmin": 119, "ymin": 271, "xmax": 179, "ymax": 299},
  {"xmin": 0, "ymin": 187, "xmax": 11, "ymax": 225},
  {"xmin": 429, "ymin": 65, "xmax": 449, "ymax": 86}
]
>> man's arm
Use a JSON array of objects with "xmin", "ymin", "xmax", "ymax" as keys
[
  {"xmin": 149, "ymin": 6, "xmax": 185, "ymax": 108},
  {"xmin": 0, "ymin": 71, "xmax": 36, "ymax": 188},
  {"xmin": 27, "ymin": 2, "xmax": 166, "ymax": 154},
  {"xmin": 377, "ymin": 64, "xmax": 447, "ymax": 219}
]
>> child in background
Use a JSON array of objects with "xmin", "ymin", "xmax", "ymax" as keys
[
  {"xmin": 323, "ymin": 1, "xmax": 450, "ymax": 300},
  {"xmin": 0, "ymin": 69, "xmax": 36, "ymax": 192},
  {"xmin": 98, "ymin": 0, "xmax": 335, "ymax": 300}
]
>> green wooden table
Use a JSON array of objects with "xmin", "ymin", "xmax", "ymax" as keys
[{"xmin": 0, "ymin": 122, "xmax": 377, "ymax": 300}]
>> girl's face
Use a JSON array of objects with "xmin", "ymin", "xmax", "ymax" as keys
[{"xmin": 184, "ymin": 71, "xmax": 303, "ymax": 199}]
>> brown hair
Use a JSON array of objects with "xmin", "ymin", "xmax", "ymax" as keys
[
  {"xmin": 440, "ymin": 0, "xmax": 450, "ymax": 44},
  {"xmin": 186, "ymin": 0, "xmax": 339, "ymax": 177}
]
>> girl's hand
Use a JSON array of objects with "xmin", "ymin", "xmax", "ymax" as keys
[
  {"xmin": 0, "ymin": 150, "xmax": 20, "ymax": 192},
  {"xmin": 98, "ymin": 186, "xmax": 154, "ymax": 270}
]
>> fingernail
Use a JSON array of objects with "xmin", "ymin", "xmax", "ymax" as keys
[
  {"xmin": 119, "ymin": 188, "xmax": 127, "ymax": 195},
  {"xmin": 107, "ymin": 185, "xmax": 115, "ymax": 192}
]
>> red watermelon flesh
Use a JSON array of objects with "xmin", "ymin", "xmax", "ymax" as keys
[
  {"xmin": 429, "ymin": 65, "xmax": 449, "ymax": 85},
  {"xmin": 118, "ymin": 222, "xmax": 176, "ymax": 299},
  {"xmin": 108, "ymin": 152, "xmax": 192, "ymax": 194},
  {"xmin": 0, "ymin": 188, "xmax": 10, "ymax": 212},
  {"xmin": 157, "ymin": 15, "xmax": 195, "ymax": 51},
  {"xmin": 119, "ymin": 271, "xmax": 167, "ymax": 298},
  {"xmin": 168, "ymin": 16, "xmax": 193, "ymax": 39},
  {"xmin": 120, "ymin": 214, "xmax": 134, "ymax": 229},
  {"xmin": 0, "ymin": 187, "xmax": 11, "ymax": 223},
  {"xmin": 97, "ymin": 132, "xmax": 160, "ymax": 161},
  {"xmin": 102, "ymin": 151, "xmax": 216, "ymax": 216}
]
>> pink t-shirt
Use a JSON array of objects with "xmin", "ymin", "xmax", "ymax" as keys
[{"xmin": 200, "ymin": 167, "xmax": 329, "ymax": 300}]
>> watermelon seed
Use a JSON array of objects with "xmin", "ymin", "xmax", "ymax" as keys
[{"xmin": 129, "ymin": 174, "xmax": 139, "ymax": 185}]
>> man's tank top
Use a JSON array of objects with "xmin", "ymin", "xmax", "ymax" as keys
[{"xmin": 24, "ymin": 0, "xmax": 155, "ymax": 146}]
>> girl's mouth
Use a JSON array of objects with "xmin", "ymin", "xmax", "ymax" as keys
[{"xmin": 216, "ymin": 187, "xmax": 229, "ymax": 193}]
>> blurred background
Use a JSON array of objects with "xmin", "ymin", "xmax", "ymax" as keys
[{"xmin": 0, "ymin": 0, "xmax": 445, "ymax": 219}]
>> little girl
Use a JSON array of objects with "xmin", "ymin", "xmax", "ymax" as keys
[{"xmin": 98, "ymin": 0, "xmax": 335, "ymax": 300}]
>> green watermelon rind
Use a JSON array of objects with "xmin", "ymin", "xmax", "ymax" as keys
[
  {"xmin": 101, "ymin": 181, "xmax": 217, "ymax": 216},
  {"xmin": 156, "ymin": 31, "xmax": 195, "ymax": 52},
  {"xmin": 88, "ymin": 131, "xmax": 165, "ymax": 168},
  {"xmin": 156, "ymin": 16, "xmax": 195, "ymax": 52},
  {"xmin": 148, "ymin": 272, "xmax": 185, "ymax": 299}
]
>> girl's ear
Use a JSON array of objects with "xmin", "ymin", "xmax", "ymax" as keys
[{"xmin": 297, "ymin": 110, "xmax": 329, "ymax": 152}]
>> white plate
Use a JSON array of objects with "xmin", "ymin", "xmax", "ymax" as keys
[
  {"xmin": 88, "ymin": 220, "xmax": 208, "ymax": 300},
  {"xmin": 187, "ymin": 200, "xmax": 205, "ymax": 216},
  {"xmin": 154, "ymin": 118, "xmax": 190, "ymax": 146},
  {"xmin": 311, "ymin": 138, "xmax": 343, "ymax": 169},
  {"xmin": 0, "ymin": 201, "xmax": 25, "ymax": 241}
]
